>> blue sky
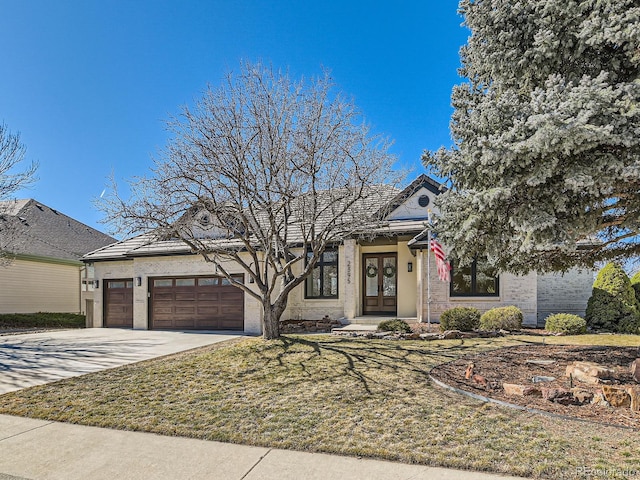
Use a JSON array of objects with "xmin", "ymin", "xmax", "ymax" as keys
[{"xmin": 0, "ymin": 1, "xmax": 468, "ymax": 236}]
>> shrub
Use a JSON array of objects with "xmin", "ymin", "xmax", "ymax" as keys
[
  {"xmin": 544, "ymin": 313, "xmax": 587, "ymax": 335},
  {"xmin": 585, "ymin": 263, "xmax": 640, "ymax": 333},
  {"xmin": 377, "ymin": 319, "xmax": 411, "ymax": 333},
  {"xmin": 631, "ymin": 271, "xmax": 640, "ymax": 305},
  {"xmin": 0, "ymin": 312, "xmax": 86, "ymax": 329},
  {"xmin": 439, "ymin": 307, "xmax": 480, "ymax": 332},
  {"xmin": 479, "ymin": 306, "xmax": 523, "ymax": 331}
]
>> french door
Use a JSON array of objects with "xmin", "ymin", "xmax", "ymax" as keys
[{"xmin": 362, "ymin": 253, "xmax": 397, "ymax": 315}]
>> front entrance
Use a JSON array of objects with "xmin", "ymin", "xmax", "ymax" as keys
[{"xmin": 362, "ymin": 253, "xmax": 397, "ymax": 315}]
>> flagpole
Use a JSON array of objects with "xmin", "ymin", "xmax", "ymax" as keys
[{"xmin": 426, "ymin": 211, "xmax": 432, "ymax": 329}]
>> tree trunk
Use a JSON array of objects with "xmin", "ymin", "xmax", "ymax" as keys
[{"xmin": 262, "ymin": 300, "xmax": 287, "ymax": 340}]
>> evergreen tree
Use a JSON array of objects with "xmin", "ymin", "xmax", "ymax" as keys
[
  {"xmin": 585, "ymin": 263, "xmax": 640, "ymax": 333},
  {"xmin": 631, "ymin": 270, "xmax": 640, "ymax": 305},
  {"xmin": 424, "ymin": 0, "xmax": 640, "ymax": 273}
]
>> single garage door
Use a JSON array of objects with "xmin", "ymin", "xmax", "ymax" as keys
[
  {"xmin": 149, "ymin": 275, "xmax": 244, "ymax": 330},
  {"xmin": 104, "ymin": 279, "xmax": 134, "ymax": 328}
]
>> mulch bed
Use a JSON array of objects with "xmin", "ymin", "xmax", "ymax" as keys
[{"xmin": 430, "ymin": 344, "xmax": 640, "ymax": 429}]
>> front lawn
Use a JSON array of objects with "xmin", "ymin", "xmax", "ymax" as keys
[{"xmin": 1, "ymin": 334, "xmax": 639, "ymax": 479}]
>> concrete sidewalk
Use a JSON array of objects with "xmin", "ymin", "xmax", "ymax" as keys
[{"xmin": 0, "ymin": 415, "xmax": 528, "ymax": 480}]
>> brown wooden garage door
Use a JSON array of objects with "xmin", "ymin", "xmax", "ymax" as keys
[
  {"xmin": 149, "ymin": 275, "xmax": 244, "ymax": 330},
  {"xmin": 104, "ymin": 279, "xmax": 134, "ymax": 328}
]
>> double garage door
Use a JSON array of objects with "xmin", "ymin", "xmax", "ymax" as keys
[{"xmin": 104, "ymin": 276, "xmax": 244, "ymax": 330}]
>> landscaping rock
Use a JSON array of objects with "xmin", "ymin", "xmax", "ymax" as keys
[
  {"xmin": 503, "ymin": 383, "xmax": 541, "ymax": 397},
  {"xmin": 403, "ymin": 332, "xmax": 421, "ymax": 340},
  {"xmin": 465, "ymin": 362, "xmax": 475, "ymax": 380},
  {"xmin": 565, "ymin": 361, "xmax": 615, "ymax": 385},
  {"xmin": 531, "ymin": 376, "xmax": 556, "ymax": 383},
  {"xmin": 526, "ymin": 359, "xmax": 556, "ymax": 366},
  {"xmin": 541, "ymin": 387, "xmax": 577, "ymax": 405},
  {"xmin": 472, "ymin": 374, "xmax": 488, "ymax": 387},
  {"xmin": 627, "ymin": 386, "xmax": 640, "ymax": 412},
  {"xmin": 591, "ymin": 392, "xmax": 611, "ymax": 408},
  {"xmin": 460, "ymin": 332, "xmax": 480, "ymax": 339},
  {"xmin": 571, "ymin": 388, "xmax": 594, "ymax": 405},
  {"xmin": 419, "ymin": 333, "xmax": 440, "ymax": 341},
  {"xmin": 602, "ymin": 385, "xmax": 631, "ymax": 408},
  {"xmin": 631, "ymin": 359, "xmax": 640, "ymax": 383},
  {"xmin": 441, "ymin": 330, "xmax": 462, "ymax": 340}
]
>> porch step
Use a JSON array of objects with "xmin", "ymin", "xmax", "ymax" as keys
[
  {"xmin": 332, "ymin": 324, "xmax": 378, "ymax": 333},
  {"xmin": 344, "ymin": 316, "xmax": 418, "ymax": 326}
]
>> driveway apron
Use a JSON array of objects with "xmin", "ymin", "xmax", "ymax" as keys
[{"xmin": 0, "ymin": 329, "xmax": 243, "ymax": 394}]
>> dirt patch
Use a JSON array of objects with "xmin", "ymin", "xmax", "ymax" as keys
[{"xmin": 430, "ymin": 344, "xmax": 640, "ymax": 429}]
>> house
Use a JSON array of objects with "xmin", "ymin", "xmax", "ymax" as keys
[
  {"xmin": 82, "ymin": 175, "xmax": 593, "ymax": 333},
  {"xmin": 0, "ymin": 199, "xmax": 116, "ymax": 318}
]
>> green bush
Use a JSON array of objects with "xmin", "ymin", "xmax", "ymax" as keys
[
  {"xmin": 585, "ymin": 263, "xmax": 640, "ymax": 333},
  {"xmin": 544, "ymin": 313, "xmax": 587, "ymax": 335},
  {"xmin": 479, "ymin": 306, "xmax": 523, "ymax": 331},
  {"xmin": 631, "ymin": 271, "xmax": 640, "ymax": 305},
  {"xmin": 0, "ymin": 312, "xmax": 86, "ymax": 329},
  {"xmin": 377, "ymin": 319, "xmax": 411, "ymax": 333},
  {"xmin": 439, "ymin": 307, "xmax": 480, "ymax": 332}
]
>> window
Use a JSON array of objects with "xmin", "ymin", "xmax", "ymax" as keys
[
  {"xmin": 305, "ymin": 248, "xmax": 339, "ymax": 299},
  {"xmin": 450, "ymin": 258, "xmax": 499, "ymax": 297}
]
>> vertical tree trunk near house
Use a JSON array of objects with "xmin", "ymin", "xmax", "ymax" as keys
[{"xmin": 262, "ymin": 299, "xmax": 287, "ymax": 340}]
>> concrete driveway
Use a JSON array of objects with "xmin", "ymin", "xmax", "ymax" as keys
[{"xmin": 0, "ymin": 328, "xmax": 244, "ymax": 394}]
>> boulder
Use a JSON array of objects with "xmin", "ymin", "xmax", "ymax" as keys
[
  {"xmin": 440, "ymin": 330, "xmax": 462, "ymax": 340},
  {"xmin": 541, "ymin": 387, "xmax": 577, "ymax": 405},
  {"xmin": 472, "ymin": 374, "xmax": 488, "ymax": 387},
  {"xmin": 631, "ymin": 359, "xmax": 640, "ymax": 383},
  {"xmin": 419, "ymin": 333, "xmax": 440, "ymax": 341},
  {"xmin": 565, "ymin": 361, "xmax": 615, "ymax": 385},
  {"xmin": 602, "ymin": 385, "xmax": 631, "ymax": 408},
  {"xmin": 465, "ymin": 362, "xmax": 475, "ymax": 380},
  {"xmin": 591, "ymin": 392, "xmax": 611, "ymax": 408},
  {"xmin": 503, "ymin": 383, "xmax": 542, "ymax": 397},
  {"xmin": 571, "ymin": 388, "xmax": 594, "ymax": 404},
  {"xmin": 627, "ymin": 386, "xmax": 640, "ymax": 412}
]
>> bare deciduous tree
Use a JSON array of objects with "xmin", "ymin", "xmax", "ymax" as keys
[
  {"xmin": 0, "ymin": 123, "xmax": 38, "ymax": 266},
  {"xmin": 101, "ymin": 62, "xmax": 399, "ymax": 339}
]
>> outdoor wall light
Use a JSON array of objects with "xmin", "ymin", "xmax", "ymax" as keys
[
  {"xmin": 407, "ymin": 262, "xmax": 413, "ymax": 272},
  {"xmin": 94, "ymin": 280, "xmax": 99, "ymax": 289},
  {"xmin": 136, "ymin": 277, "xmax": 142, "ymax": 286}
]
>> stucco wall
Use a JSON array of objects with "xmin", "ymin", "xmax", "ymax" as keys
[
  {"xmin": 536, "ymin": 269, "xmax": 594, "ymax": 326},
  {"xmin": 0, "ymin": 258, "xmax": 81, "ymax": 314}
]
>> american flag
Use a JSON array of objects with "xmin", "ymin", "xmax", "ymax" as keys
[{"xmin": 430, "ymin": 238, "xmax": 451, "ymax": 282}]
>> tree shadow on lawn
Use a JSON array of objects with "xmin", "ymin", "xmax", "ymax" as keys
[{"xmin": 258, "ymin": 335, "xmax": 517, "ymax": 397}]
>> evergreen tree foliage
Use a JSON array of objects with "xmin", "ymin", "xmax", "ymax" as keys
[
  {"xmin": 631, "ymin": 271, "xmax": 640, "ymax": 304},
  {"xmin": 585, "ymin": 263, "xmax": 640, "ymax": 333},
  {"xmin": 424, "ymin": 0, "xmax": 640, "ymax": 273}
]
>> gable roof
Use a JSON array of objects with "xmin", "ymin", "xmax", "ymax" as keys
[
  {"xmin": 379, "ymin": 174, "xmax": 444, "ymax": 218},
  {"xmin": 0, "ymin": 199, "xmax": 116, "ymax": 261}
]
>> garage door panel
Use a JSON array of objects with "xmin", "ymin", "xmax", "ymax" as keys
[
  {"xmin": 150, "ymin": 276, "xmax": 243, "ymax": 330},
  {"xmin": 104, "ymin": 279, "xmax": 134, "ymax": 328},
  {"xmin": 175, "ymin": 293, "xmax": 196, "ymax": 301}
]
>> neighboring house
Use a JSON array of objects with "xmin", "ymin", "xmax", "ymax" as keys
[
  {"xmin": 83, "ymin": 175, "xmax": 593, "ymax": 334},
  {"xmin": 0, "ymin": 199, "xmax": 116, "ymax": 318}
]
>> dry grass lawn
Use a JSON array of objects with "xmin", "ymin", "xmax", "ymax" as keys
[{"xmin": 1, "ymin": 334, "xmax": 639, "ymax": 479}]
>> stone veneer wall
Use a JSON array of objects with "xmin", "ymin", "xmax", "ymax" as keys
[{"xmin": 536, "ymin": 269, "xmax": 594, "ymax": 327}]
